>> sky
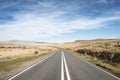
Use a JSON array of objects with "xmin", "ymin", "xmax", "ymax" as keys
[{"xmin": 0, "ymin": 0, "xmax": 120, "ymax": 43}]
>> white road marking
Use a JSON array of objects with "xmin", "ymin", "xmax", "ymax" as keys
[
  {"xmin": 71, "ymin": 53, "xmax": 120, "ymax": 80},
  {"xmin": 8, "ymin": 53, "xmax": 55, "ymax": 80},
  {"xmin": 62, "ymin": 51, "xmax": 71, "ymax": 80},
  {"xmin": 61, "ymin": 51, "xmax": 64, "ymax": 80}
]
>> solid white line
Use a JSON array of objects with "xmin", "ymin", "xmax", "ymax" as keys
[
  {"xmin": 62, "ymin": 51, "xmax": 71, "ymax": 80},
  {"xmin": 61, "ymin": 51, "xmax": 64, "ymax": 80},
  {"xmin": 8, "ymin": 53, "xmax": 55, "ymax": 80},
  {"xmin": 71, "ymin": 53, "xmax": 120, "ymax": 80}
]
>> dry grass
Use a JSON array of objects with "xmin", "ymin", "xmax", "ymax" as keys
[
  {"xmin": 58, "ymin": 39, "xmax": 120, "ymax": 63},
  {"xmin": 0, "ymin": 52, "xmax": 51, "ymax": 72},
  {"xmin": 57, "ymin": 39, "xmax": 120, "ymax": 77},
  {"xmin": 0, "ymin": 43, "xmax": 57, "ymax": 62},
  {"xmin": 0, "ymin": 42, "xmax": 58, "ymax": 72}
]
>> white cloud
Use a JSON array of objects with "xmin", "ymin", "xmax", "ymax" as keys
[
  {"xmin": 0, "ymin": 1, "xmax": 120, "ymax": 41},
  {"xmin": 0, "ymin": 11, "xmax": 120, "ymax": 41},
  {"xmin": 96, "ymin": 0, "xmax": 114, "ymax": 5},
  {"xmin": 100, "ymin": 0, "xmax": 107, "ymax": 3},
  {"xmin": 0, "ymin": 1, "xmax": 19, "ymax": 10},
  {"xmin": 38, "ymin": 1, "xmax": 54, "ymax": 8}
]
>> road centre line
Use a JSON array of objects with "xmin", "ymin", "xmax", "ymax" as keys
[
  {"xmin": 61, "ymin": 51, "xmax": 71, "ymax": 80},
  {"xmin": 61, "ymin": 51, "xmax": 64, "ymax": 80}
]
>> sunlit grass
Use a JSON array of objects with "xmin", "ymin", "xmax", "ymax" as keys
[
  {"xmin": 61, "ymin": 39, "xmax": 120, "ymax": 77},
  {"xmin": 0, "ymin": 52, "xmax": 52, "ymax": 71}
]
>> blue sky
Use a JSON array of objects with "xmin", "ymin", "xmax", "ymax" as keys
[{"xmin": 0, "ymin": 0, "xmax": 120, "ymax": 43}]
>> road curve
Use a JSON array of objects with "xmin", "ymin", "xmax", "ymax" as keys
[{"xmin": 8, "ymin": 49, "xmax": 120, "ymax": 80}]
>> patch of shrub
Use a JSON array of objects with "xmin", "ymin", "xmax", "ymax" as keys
[
  {"xmin": 0, "ymin": 46, "xmax": 5, "ymax": 48},
  {"xmin": 76, "ymin": 49, "xmax": 120, "ymax": 63},
  {"xmin": 112, "ymin": 53, "xmax": 120, "ymax": 63},
  {"xmin": 34, "ymin": 51, "xmax": 39, "ymax": 55}
]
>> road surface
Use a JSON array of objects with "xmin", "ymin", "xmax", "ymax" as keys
[{"xmin": 8, "ymin": 49, "xmax": 120, "ymax": 80}]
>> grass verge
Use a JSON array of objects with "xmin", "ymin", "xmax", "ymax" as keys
[
  {"xmin": 67, "ymin": 50, "xmax": 120, "ymax": 78},
  {"xmin": 0, "ymin": 52, "xmax": 53, "ymax": 72}
]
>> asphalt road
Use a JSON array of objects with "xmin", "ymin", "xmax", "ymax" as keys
[{"xmin": 8, "ymin": 49, "xmax": 120, "ymax": 80}]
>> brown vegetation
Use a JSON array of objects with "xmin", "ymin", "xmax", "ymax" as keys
[
  {"xmin": 0, "ymin": 42, "xmax": 58, "ymax": 80},
  {"xmin": 57, "ymin": 39, "xmax": 120, "ymax": 77},
  {"xmin": 0, "ymin": 42, "xmax": 57, "ymax": 62}
]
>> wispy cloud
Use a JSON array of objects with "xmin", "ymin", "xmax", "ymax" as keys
[
  {"xmin": 0, "ymin": 1, "xmax": 18, "ymax": 10},
  {"xmin": 98, "ymin": 0, "xmax": 108, "ymax": 4},
  {"xmin": 0, "ymin": 10, "xmax": 120, "ymax": 40},
  {"xmin": 38, "ymin": 1, "xmax": 54, "ymax": 8},
  {"xmin": 95, "ymin": 0, "xmax": 114, "ymax": 5},
  {"xmin": 0, "ymin": 0, "xmax": 120, "ymax": 41}
]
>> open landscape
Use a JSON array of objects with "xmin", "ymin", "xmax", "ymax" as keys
[
  {"xmin": 0, "ymin": 41, "xmax": 57, "ymax": 80},
  {"xmin": 0, "ymin": 0, "xmax": 120, "ymax": 80},
  {"xmin": 0, "ymin": 39, "xmax": 120, "ymax": 80},
  {"xmin": 57, "ymin": 39, "xmax": 120, "ymax": 77}
]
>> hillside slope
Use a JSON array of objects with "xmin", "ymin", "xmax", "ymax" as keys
[{"xmin": 58, "ymin": 39, "xmax": 120, "ymax": 77}]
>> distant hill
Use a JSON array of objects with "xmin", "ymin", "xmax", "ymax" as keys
[
  {"xmin": 75, "ymin": 38, "xmax": 120, "ymax": 42},
  {"xmin": 0, "ymin": 40, "xmax": 55, "ymax": 45}
]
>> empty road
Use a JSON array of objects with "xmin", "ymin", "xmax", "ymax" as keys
[{"xmin": 8, "ymin": 49, "xmax": 120, "ymax": 80}]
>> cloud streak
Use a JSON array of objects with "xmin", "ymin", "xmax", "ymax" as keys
[
  {"xmin": 0, "ymin": 11, "xmax": 120, "ymax": 40},
  {"xmin": 0, "ymin": 0, "xmax": 120, "ymax": 42}
]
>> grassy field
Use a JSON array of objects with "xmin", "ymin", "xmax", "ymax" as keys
[
  {"xmin": 0, "ymin": 39, "xmax": 120, "ymax": 78},
  {"xmin": 0, "ymin": 42, "xmax": 57, "ymax": 72},
  {"xmin": 0, "ymin": 52, "xmax": 51, "ymax": 72},
  {"xmin": 57, "ymin": 39, "xmax": 120, "ymax": 77},
  {"xmin": 69, "ymin": 50, "xmax": 120, "ymax": 77}
]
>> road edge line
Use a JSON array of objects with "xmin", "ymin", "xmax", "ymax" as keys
[
  {"xmin": 70, "ymin": 52, "xmax": 120, "ymax": 80},
  {"xmin": 8, "ymin": 53, "xmax": 55, "ymax": 80}
]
